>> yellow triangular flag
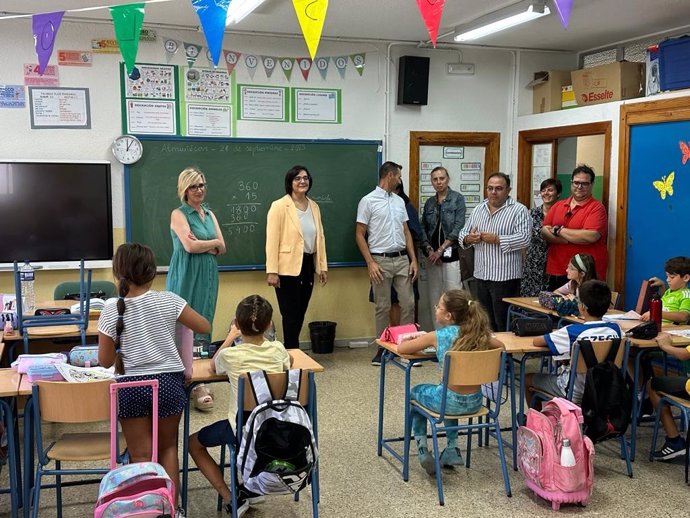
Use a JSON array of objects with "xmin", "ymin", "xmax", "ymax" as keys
[{"xmin": 292, "ymin": 0, "xmax": 328, "ymax": 60}]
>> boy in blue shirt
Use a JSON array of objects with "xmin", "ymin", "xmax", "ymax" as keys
[{"xmin": 525, "ymin": 280, "xmax": 622, "ymax": 405}]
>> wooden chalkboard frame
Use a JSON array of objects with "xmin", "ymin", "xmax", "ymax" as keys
[{"xmin": 124, "ymin": 136, "xmax": 382, "ymax": 271}]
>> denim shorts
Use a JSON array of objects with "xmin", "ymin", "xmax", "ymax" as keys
[
  {"xmin": 197, "ymin": 419, "xmax": 236, "ymax": 448},
  {"xmin": 117, "ymin": 372, "xmax": 187, "ymax": 419}
]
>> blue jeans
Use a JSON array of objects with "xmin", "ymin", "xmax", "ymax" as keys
[{"xmin": 410, "ymin": 383, "xmax": 483, "ymax": 443}]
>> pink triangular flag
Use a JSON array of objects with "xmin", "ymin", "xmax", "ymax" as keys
[
  {"xmin": 415, "ymin": 0, "xmax": 445, "ymax": 47},
  {"xmin": 554, "ymin": 0, "xmax": 574, "ymax": 29}
]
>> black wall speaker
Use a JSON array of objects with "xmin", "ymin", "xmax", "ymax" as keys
[{"xmin": 397, "ymin": 55, "xmax": 430, "ymax": 105}]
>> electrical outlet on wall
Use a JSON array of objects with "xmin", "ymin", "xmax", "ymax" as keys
[{"xmin": 447, "ymin": 63, "xmax": 475, "ymax": 75}]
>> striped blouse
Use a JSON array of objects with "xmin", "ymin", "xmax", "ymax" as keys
[{"xmin": 457, "ymin": 197, "xmax": 532, "ymax": 282}]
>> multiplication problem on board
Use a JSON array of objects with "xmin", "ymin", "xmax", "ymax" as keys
[{"xmin": 224, "ymin": 180, "xmax": 262, "ymax": 235}]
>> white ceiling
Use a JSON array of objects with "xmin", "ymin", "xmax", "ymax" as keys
[{"xmin": 2, "ymin": 0, "xmax": 690, "ymax": 53}]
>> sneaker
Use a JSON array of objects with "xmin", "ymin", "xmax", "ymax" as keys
[
  {"xmin": 440, "ymin": 447, "xmax": 463, "ymax": 468},
  {"xmin": 418, "ymin": 447, "xmax": 436, "ymax": 476},
  {"xmin": 175, "ymin": 507, "xmax": 186, "ymax": 518},
  {"xmin": 224, "ymin": 496, "xmax": 249, "ymax": 517},
  {"xmin": 653, "ymin": 437, "xmax": 686, "ymax": 461},
  {"xmin": 639, "ymin": 398, "xmax": 654, "ymax": 419},
  {"xmin": 371, "ymin": 348, "xmax": 384, "ymax": 366},
  {"xmin": 398, "ymin": 358, "xmax": 423, "ymax": 368},
  {"xmin": 239, "ymin": 486, "xmax": 265, "ymax": 505}
]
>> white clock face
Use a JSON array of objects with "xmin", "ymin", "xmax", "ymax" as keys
[{"xmin": 112, "ymin": 135, "xmax": 143, "ymax": 164}]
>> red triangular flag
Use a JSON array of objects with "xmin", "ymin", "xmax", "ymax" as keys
[{"xmin": 416, "ymin": 0, "xmax": 446, "ymax": 47}]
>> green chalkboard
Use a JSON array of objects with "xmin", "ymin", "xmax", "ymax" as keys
[{"xmin": 126, "ymin": 137, "xmax": 381, "ymax": 270}]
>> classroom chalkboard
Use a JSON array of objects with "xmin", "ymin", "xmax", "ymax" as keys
[{"xmin": 125, "ymin": 137, "xmax": 381, "ymax": 270}]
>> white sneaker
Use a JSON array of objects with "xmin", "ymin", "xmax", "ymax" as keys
[
  {"xmin": 175, "ymin": 507, "xmax": 186, "ymax": 518},
  {"xmin": 399, "ymin": 358, "xmax": 422, "ymax": 368}
]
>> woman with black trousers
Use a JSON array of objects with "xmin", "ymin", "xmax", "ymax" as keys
[{"xmin": 265, "ymin": 165, "xmax": 328, "ymax": 348}]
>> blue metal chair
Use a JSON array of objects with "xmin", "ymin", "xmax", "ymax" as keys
[
  {"xmin": 403, "ymin": 349, "xmax": 511, "ymax": 505},
  {"xmin": 530, "ymin": 339, "xmax": 633, "ymax": 477}
]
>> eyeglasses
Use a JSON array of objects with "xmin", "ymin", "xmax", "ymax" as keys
[
  {"xmin": 188, "ymin": 183, "xmax": 206, "ymax": 192},
  {"xmin": 571, "ymin": 181, "xmax": 592, "ymax": 189},
  {"xmin": 293, "ymin": 175, "xmax": 310, "ymax": 183}
]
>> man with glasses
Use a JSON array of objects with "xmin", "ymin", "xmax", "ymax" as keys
[
  {"xmin": 356, "ymin": 161, "xmax": 419, "ymax": 365},
  {"xmin": 541, "ymin": 165, "xmax": 608, "ymax": 290},
  {"xmin": 458, "ymin": 172, "xmax": 531, "ymax": 331}
]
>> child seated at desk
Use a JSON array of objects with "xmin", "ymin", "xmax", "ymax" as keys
[
  {"xmin": 188, "ymin": 295, "xmax": 290, "ymax": 517},
  {"xmin": 553, "ymin": 253, "xmax": 597, "ymax": 299},
  {"xmin": 641, "ymin": 256, "xmax": 690, "ymax": 324},
  {"xmin": 398, "ymin": 289, "xmax": 505, "ymax": 476},
  {"xmin": 526, "ymin": 280, "xmax": 622, "ymax": 406}
]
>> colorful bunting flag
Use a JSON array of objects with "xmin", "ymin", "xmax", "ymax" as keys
[
  {"xmin": 183, "ymin": 42, "xmax": 203, "ymax": 68},
  {"xmin": 554, "ymin": 0, "xmax": 574, "ymax": 29},
  {"xmin": 223, "ymin": 50, "xmax": 241, "ymax": 75},
  {"xmin": 292, "ymin": 0, "xmax": 329, "ymax": 60},
  {"xmin": 109, "ymin": 3, "xmax": 145, "ymax": 78},
  {"xmin": 334, "ymin": 55, "xmax": 348, "ymax": 79},
  {"xmin": 350, "ymin": 53, "xmax": 365, "ymax": 76},
  {"xmin": 280, "ymin": 58, "xmax": 295, "ymax": 81},
  {"xmin": 315, "ymin": 56, "xmax": 329, "ymax": 80},
  {"xmin": 191, "ymin": 0, "xmax": 230, "ymax": 67},
  {"xmin": 415, "ymin": 0, "xmax": 445, "ymax": 47},
  {"xmin": 32, "ymin": 11, "xmax": 65, "ymax": 75},
  {"xmin": 262, "ymin": 56, "xmax": 278, "ymax": 78},
  {"xmin": 297, "ymin": 58, "xmax": 312, "ymax": 81},
  {"xmin": 245, "ymin": 54, "xmax": 258, "ymax": 80}
]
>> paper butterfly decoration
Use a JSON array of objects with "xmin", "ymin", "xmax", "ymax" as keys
[
  {"xmin": 653, "ymin": 171, "xmax": 674, "ymax": 200},
  {"xmin": 680, "ymin": 141, "xmax": 690, "ymax": 165}
]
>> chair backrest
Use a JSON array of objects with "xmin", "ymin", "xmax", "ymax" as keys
[
  {"xmin": 36, "ymin": 379, "xmax": 113, "ymax": 423},
  {"xmin": 573, "ymin": 339, "xmax": 625, "ymax": 374},
  {"xmin": 610, "ymin": 291, "xmax": 621, "ymax": 309},
  {"xmin": 446, "ymin": 348, "xmax": 503, "ymax": 386},
  {"xmin": 54, "ymin": 280, "xmax": 117, "ymax": 300},
  {"xmin": 239, "ymin": 370, "xmax": 311, "ymax": 411}
]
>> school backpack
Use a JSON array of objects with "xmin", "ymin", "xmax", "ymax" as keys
[
  {"xmin": 578, "ymin": 338, "xmax": 633, "ymax": 443},
  {"xmin": 517, "ymin": 397, "xmax": 595, "ymax": 510},
  {"xmin": 237, "ymin": 369, "xmax": 318, "ymax": 496},
  {"xmin": 94, "ymin": 380, "xmax": 176, "ymax": 518}
]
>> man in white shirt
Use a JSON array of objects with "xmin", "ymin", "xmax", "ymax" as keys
[{"xmin": 356, "ymin": 161, "xmax": 419, "ymax": 365}]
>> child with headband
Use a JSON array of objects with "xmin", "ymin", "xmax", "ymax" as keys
[{"xmin": 554, "ymin": 253, "xmax": 598, "ymax": 299}]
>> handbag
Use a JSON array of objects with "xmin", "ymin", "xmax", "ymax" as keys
[
  {"xmin": 538, "ymin": 291, "xmax": 561, "ymax": 310},
  {"xmin": 512, "ymin": 317, "xmax": 553, "ymax": 337},
  {"xmin": 379, "ymin": 323, "xmax": 421, "ymax": 345},
  {"xmin": 627, "ymin": 321, "xmax": 659, "ymax": 340}
]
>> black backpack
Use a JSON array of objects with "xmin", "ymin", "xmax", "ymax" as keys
[{"xmin": 578, "ymin": 338, "xmax": 633, "ymax": 443}]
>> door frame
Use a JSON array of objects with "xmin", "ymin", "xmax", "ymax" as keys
[{"xmin": 409, "ymin": 131, "xmax": 500, "ymax": 208}]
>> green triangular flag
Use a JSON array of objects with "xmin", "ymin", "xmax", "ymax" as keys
[
  {"xmin": 109, "ymin": 3, "xmax": 145, "ymax": 77},
  {"xmin": 350, "ymin": 53, "xmax": 365, "ymax": 76}
]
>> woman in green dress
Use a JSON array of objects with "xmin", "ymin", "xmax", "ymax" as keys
[{"xmin": 166, "ymin": 166, "xmax": 226, "ymax": 410}]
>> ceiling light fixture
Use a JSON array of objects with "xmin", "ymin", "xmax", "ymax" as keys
[
  {"xmin": 454, "ymin": 0, "xmax": 550, "ymax": 42},
  {"xmin": 225, "ymin": 0, "xmax": 266, "ymax": 25}
]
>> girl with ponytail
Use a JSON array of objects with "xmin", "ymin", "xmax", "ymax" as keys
[
  {"xmin": 398, "ymin": 289, "xmax": 504, "ymax": 476},
  {"xmin": 98, "ymin": 243, "xmax": 210, "ymax": 515}
]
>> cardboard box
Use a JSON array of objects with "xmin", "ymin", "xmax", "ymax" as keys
[
  {"xmin": 528, "ymin": 70, "xmax": 572, "ymax": 113},
  {"xmin": 571, "ymin": 61, "xmax": 645, "ymax": 106},
  {"xmin": 561, "ymin": 85, "xmax": 577, "ymax": 109}
]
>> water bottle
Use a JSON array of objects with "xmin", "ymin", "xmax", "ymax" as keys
[
  {"xmin": 19, "ymin": 260, "xmax": 36, "ymax": 315},
  {"xmin": 650, "ymin": 288, "xmax": 663, "ymax": 331},
  {"xmin": 560, "ymin": 438, "xmax": 576, "ymax": 467}
]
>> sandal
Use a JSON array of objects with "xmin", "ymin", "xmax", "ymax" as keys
[{"xmin": 192, "ymin": 384, "xmax": 215, "ymax": 411}]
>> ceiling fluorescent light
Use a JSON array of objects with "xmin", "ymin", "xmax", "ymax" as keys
[
  {"xmin": 454, "ymin": 1, "xmax": 550, "ymax": 42},
  {"xmin": 226, "ymin": 0, "xmax": 266, "ymax": 25}
]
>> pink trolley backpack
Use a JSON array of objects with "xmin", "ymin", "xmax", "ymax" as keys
[
  {"xmin": 517, "ymin": 397, "xmax": 595, "ymax": 510},
  {"xmin": 94, "ymin": 379, "xmax": 176, "ymax": 518}
]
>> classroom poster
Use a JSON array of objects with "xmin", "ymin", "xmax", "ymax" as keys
[
  {"xmin": 237, "ymin": 84, "xmax": 289, "ymax": 122},
  {"xmin": 29, "ymin": 87, "xmax": 91, "ymax": 129},
  {"xmin": 121, "ymin": 63, "xmax": 180, "ymax": 134},
  {"xmin": 0, "ymin": 84, "xmax": 25, "ymax": 108},
  {"xmin": 186, "ymin": 104, "xmax": 232, "ymax": 137},
  {"xmin": 126, "ymin": 100, "xmax": 176, "ymax": 135},
  {"xmin": 179, "ymin": 66, "xmax": 233, "ymax": 137},
  {"xmin": 23, "ymin": 64, "xmax": 59, "ymax": 86},
  {"xmin": 124, "ymin": 64, "xmax": 175, "ymax": 99},
  {"xmin": 291, "ymin": 88, "xmax": 341, "ymax": 123}
]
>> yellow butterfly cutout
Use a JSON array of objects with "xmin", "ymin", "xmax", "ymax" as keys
[{"xmin": 653, "ymin": 171, "xmax": 674, "ymax": 200}]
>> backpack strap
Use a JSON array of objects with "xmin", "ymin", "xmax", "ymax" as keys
[
  {"xmin": 248, "ymin": 370, "xmax": 273, "ymax": 405},
  {"xmin": 283, "ymin": 369, "xmax": 302, "ymax": 401},
  {"xmin": 577, "ymin": 339, "xmax": 599, "ymax": 370},
  {"xmin": 604, "ymin": 337, "xmax": 622, "ymax": 363}
]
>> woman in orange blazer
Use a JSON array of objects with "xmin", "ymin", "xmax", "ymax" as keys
[{"xmin": 266, "ymin": 165, "xmax": 327, "ymax": 348}]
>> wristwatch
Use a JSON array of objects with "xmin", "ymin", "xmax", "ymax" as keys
[{"xmin": 553, "ymin": 225, "xmax": 562, "ymax": 236}]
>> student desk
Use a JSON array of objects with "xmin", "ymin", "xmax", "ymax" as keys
[
  {"xmin": 0, "ymin": 367, "xmax": 22, "ymax": 518},
  {"xmin": 375, "ymin": 340, "xmax": 436, "ymax": 468},
  {"xmin": 180, "ymin": 350, "xmax": 325, "ymax": 514},
  {"xmin": 503, "ymin": 296, "xmax": 628, "ymax": 330}
]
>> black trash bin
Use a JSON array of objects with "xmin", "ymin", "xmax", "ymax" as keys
[{"xmin": 308, "ymin": 321, "xmax": 337, "ymax": 354}]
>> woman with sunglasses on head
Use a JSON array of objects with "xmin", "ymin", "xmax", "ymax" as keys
[
  {"xmin": 266, "ymin": 165, "xmax": 327, "ymax": 349},
  {"xmin": 166, "ymin": 166, "xmax": 226, "ymax": 410}
]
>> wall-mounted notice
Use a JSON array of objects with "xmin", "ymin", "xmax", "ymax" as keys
[
  {"xmin": 24, "ymin": 64, "xmax": 59, "ymax": 86},
  {"xmin": 238, "ymin": 84, "xmax": 288, "ymax": 122},
  {"xmin": 421, "ymin": 161, "xmax": 441, "ymax": 170},
  {"xmin": 460, "ymin": 184, "xmax": 480, "ymax": 193},
  {"xmin": 57, "ymin": 50, "xmax": 93, "ymax": 67},
  {"xmin": 126, "ymin": 100, "xmax": 176, "ymax": 134},
  {"xmin": 443, "ymin": 147, "xmax": 464, "ymax": 159},
  {"xmin": 29, "ymin": 87, "xmax": 90, "ymax": 129},
  {"xmin": 184, "ymin": 68, "xmax": 231, "ymax": 102},
  {"xmin": 125, "ymin": 64, "xmax": 175, "ymax": 99},
  {"xmin": 461, "ymin": 162, "xmax": 481, "ymax": 170},
  {"xmin": 0, "ymin": 84, "xmax": 25, "ymax": 108},
  {"xmin": 461, "ymin": 172, "xmax": 480, "ymax": 181},
  {"xmin": 186, "ymin": 104, "xmax": 232, "ymax": 137},
  {"xmin": 291, "ymin": 88, "xmax": 341, "ymax": 123}
]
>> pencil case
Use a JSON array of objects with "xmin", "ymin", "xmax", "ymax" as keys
[
  {"xmin": 26, "ymin": 364, "xmax": 65, "ymax": 382},
  {"xmin": 12, "ymin": 353, "xmax": 68, "ymax": 374},
  {"xmin": 68, "ymin": 345, "xmax": 100, "ymax": 367}
]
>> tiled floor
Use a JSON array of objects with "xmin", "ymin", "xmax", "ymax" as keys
[{"xmin": 2, "ymin": 345, "xmax": 689, "ymax": 517}]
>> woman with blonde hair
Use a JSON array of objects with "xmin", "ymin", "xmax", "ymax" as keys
[{"xmin": 166, "ymin": 166, "xmax": 225, "ymax": 410}]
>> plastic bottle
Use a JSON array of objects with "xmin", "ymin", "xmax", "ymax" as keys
[
  {"xmin": 560, "ymin": 438, "xmax": 576, "ymax": 467},
  {"xmin": 650, "ymin": 288, "xmax": 663, "ymax": 332},
  {"xmin": 19, "ymin": 260, "xmax": 36, "ymax": 315}
]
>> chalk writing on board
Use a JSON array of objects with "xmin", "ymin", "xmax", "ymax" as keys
[{"xmin": 310, "ymin": 194, "xmax": 333, "ymax": 203}]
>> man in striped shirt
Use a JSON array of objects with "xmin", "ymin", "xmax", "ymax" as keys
[{"xmin": 458, "ymin": 172, "xmax": 531, "ymax": 331}]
